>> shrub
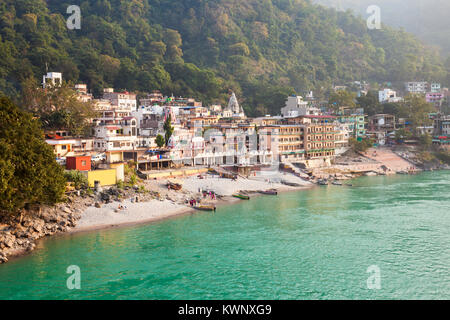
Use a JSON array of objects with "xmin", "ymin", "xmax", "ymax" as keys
[
  {"xmin": 64, "ymin": 170, "xmax": 89, "ymax": 190},
  {"xmin": 116, "ymin": 179, "xmax": 125, "ymax": 189}
]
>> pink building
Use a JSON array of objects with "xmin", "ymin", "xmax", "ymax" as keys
[{"xmin": 426, "ymin": 92, "xmax": 444, "ymax": 108}]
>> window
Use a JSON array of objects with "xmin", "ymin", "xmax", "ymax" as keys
[
  {"xmin": 81, "ymin": 160, "xmax": 87, "ymax": 166},
  {"xmin": 62, "ymin": 145, "xmax": 67, "ymax": 150}
]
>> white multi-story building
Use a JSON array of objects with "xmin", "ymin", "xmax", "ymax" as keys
[
  {"xmin": 430, "ymin": 83, "xmax": 441, "ymax": 93},
  {"xmin": 378, "ymin": 89, "xmax": 402, "ymax": 103},
  {"xmin": 281, "ymin": 95, "xmax": 320, "ymax": 118},
  {"xmin": 405, "ymin": 82, "xmax": 427, "ymax": 94},
  {"xmin": 93, "ymin": 117, "xmax": 138, "ymax": 152},
  {"xmin": 102, "ymin": 88, "xmax": 137, "ymax": 111},
  {"xmin": 43, "ymin": 72, "xmax": 62, "ymax": 88}
]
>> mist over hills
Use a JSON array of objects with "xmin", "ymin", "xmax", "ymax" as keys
[{"xmin": 313, "ymin": 0, "xmax": 450, "ymax": 57}]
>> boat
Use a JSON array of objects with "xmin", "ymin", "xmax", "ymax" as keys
[
  {"xmin": 259, "ymin": 189, "xmax": 278, "ymax": 195},
  {"xmin": 317, "ymin": 179, "xmax": 329, "ymax": 186},
  {"xmin": 331, "ymin": 181, "xmax": 342, "ymax": 186},
  {"xmin": 281, "ymin": 180, "xmax": 302, "ymax": 187},
  {"xmin": 167, "ymin": 181, "xmax": 182, "ymax": 190},
  {"xmin": 233, "ymin": 193, "xmax": 250, "ymax": 200},
  {"xmin": 194, "ymin": 205, "xmax": 216, "ymax": 212}
]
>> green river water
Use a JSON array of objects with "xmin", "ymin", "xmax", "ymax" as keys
[{"xmin": 0, "ymin": 171, "xmax": 449, "ymax": 299}]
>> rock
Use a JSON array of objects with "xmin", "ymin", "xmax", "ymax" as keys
[
  {"xmin": 95, "ymin": 202, "xmax": 102, "ymax": 208},
  {"xmin": 0, "ymin": 254, "xmax": 8, "ymax": 264},
  {"xmin": 61, "ymin": 206, "xmax": 72, "ymax": 214}
]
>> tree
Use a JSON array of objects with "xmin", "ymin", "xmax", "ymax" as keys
[
  {"xmin": 163, "ymin": 115, "xmax": 174, "ymax": 146},
  {"xmin": 418, "ymin": 133, "xmax": 432, "ymax": 149},
  {"xmin": 21, "ymin": 78, "xmax": 97, "ymax": 137},
  {"xmin": 329, "ymin": 90, "xmax": 356, "ymax": 109},
  {"xmin": 401, "ymin": 94, "xmax": 435, "ymax": 134},
  {"xmin": 0, "ymin": 97, "xmax": 66, "ymax": 217},
  {"xmin": 155, "ymin": 134, "xmax": 165, "ymax": 148},
  {"xmin": 356, "ymin": 91, "xmax": 380, "ymax": 116},
  {"xmin": 395, "ymin": 128, "xmax": 413, "ymax": 143},
  {"xmin": 349, "ymin": 137, "xmax": 373, "ymax": 152}
]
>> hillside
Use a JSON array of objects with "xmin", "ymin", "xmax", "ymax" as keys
[
  {"xmin": 0, "ymin": 0, "xmax": 447, "ymax": 116},
  {"xmin": 313, "ymin": 0, "xmax": 450, "ymax": 56}
]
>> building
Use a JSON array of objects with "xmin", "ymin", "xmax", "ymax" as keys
[
  {"xmin": 368, "ymin": 114, "xmax": 396, "ymax": 132},
  {"xmin": 93, "ymin": 117, "xmax": 138, "ymax": 152},
  {"xmin": 74, "ymin": 84, "xmax": 93, "ymax": 102},
  {"xmin": 275, "ymin": 124, "xmax": 305, "ymax": 161},
  {"xmin": 46, "ymin": 137, "xmax": 76, "ymax": 158},
  {"xmin": 378, "ymin": 89, "xmax": 402, "ymax": 103},
  {"xmin": 430, "ymin": 83, "xmax": 441, "ymax": 93},
  {"xmin": 66, "ymin": 156, "xmax": 91, "ymax": 171},
  {"xmin": 42, "ymin": 72, "xmax": 62, "ymax": 88},
  {"xmin": 281, "ymin": 95, "xmax": 320, "ymax": 118},
  {"xmin": 426, "ymin": 92, "xmax": 444, "ymax": 108},
  {"xmin": 416, "ymin": 126, "xmax": 434, "ymax": 135},
  {"xmin": 405, "ymin": 82, "xmax": 427, "ymax": 94},
  {"xmin": 102, "ymin": 88, "xmax": 137, "ymax": 111},
  {"xmin": 222, "ymin": 92, "xmax": 245, "ymax": 118},
  {"xmin": 433, "ymin": 114, "xmax": 450, "ymax": 136},
  {"xmin": 337, "ymin": 113, "xmax": 366, "ymax": 138}
]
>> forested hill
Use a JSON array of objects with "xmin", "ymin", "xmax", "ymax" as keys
[
  {"xmin": 0, "ymin": 0, "xmax": 447, "ymax": 116},
  {"xmin": 313, "ymin": 0, "xmax": 450, "ymax": 57}
]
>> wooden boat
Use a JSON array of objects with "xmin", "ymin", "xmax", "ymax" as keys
[
  {"xmin": 331, "ymin": 181, "xmax": 342, "ymax": 186},
  {"xmin": 318, "ymin": 179, "xmax": 329, "ymax": 186},
  {"xmin": 233, "ymin": 193, "xmax": 250, "ymax": 200},
  {"xmin": 167, "ymin": 182, "xmax": 182, "ymax": 190},
  {"xmin": 194, "ymin": 205, "xmax": 216, "ymax": 212},
  {"xmin": 259, "ymin": 189, "xmax": 278, "ymax": 195},
  {"xmin": 281, "ymin": 180, "xmax": 302, "ymax": 187}
]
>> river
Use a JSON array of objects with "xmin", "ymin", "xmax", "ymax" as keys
[{"xmin": 0, "ymin": 171, "xmax": 449, "ymax": 299}]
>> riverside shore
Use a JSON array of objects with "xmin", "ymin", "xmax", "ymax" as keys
[{"xmin": 73, "ymin": 170, "xmax": 313, "ymax": 233}]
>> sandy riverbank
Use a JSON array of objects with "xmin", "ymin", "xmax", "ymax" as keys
[{"xmin": 73, "ymin": 171, "xmax": 313, "ymax": 233}]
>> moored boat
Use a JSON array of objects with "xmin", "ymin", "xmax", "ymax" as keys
[
  {"xmin": 259, "ymin": 189, "xmax": 278, "ymax": 195},
  {"xmin": 167, "ymin": 181, "xmax": 182, "ymax": 190},
  {"xmin": 233, "ymin": 193, "xmax": 250, "ymax": 200},
  {"xmin": 194, "ymin": 205, "xmax": 216, "ymax": 212},
  {"xmin": 281, "ymin": 180, "xmax": 302, "ymax": 187}
]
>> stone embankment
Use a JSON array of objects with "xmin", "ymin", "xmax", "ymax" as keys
[
  {"xmin": 0, "ymin": 203, "xmax": 83, "ymax": 264},
  {"xmin": 0, "ymin": 185, "xmax": 178, "ymax": 264}
]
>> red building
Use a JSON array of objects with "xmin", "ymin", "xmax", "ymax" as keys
[{"xmin": 66, "ymin": 156, "xmax": 91, "ymax": 171}]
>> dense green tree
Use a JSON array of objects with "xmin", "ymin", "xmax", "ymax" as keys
[
  {"xmin": 163, "ymin": 115, "xmax": 174, "ymax": 146},
  {"xmin": 329, "ymin": 90, "xmax": 356, "ymax": 109},
  {"xmin": 400, "ymin": 95, "xmax": 435, "ymax": 133},
  {"xmin": 356, "ymin": 91, "xmax": 380, "ymax": 116},
  {"xmin": 0, "ymin": 96, "xmax": 66, "ymax": 217},
  {"xmin": 20, "ymin": 78, "xmax": 97, "ymax": 137},
  {"xmin": 155, "ymin": 134, "xmax": 165, "ymax": 148}
]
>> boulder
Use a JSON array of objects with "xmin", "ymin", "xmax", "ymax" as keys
[{"xmin": 61, "ymin": 206, "xmax": 72, "ymax": 214}]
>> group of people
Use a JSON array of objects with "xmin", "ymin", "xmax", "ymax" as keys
[
  {"xmin": 203, "ymin": 190, "xmax": 216, "ymax": 200},
  {"xmin": 189, "ymin": 199, "xmax": 198, "ymax": 207},
  {"xmin": 198, "ymin": 188, "xmax": 217, "ymax": 200}
]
